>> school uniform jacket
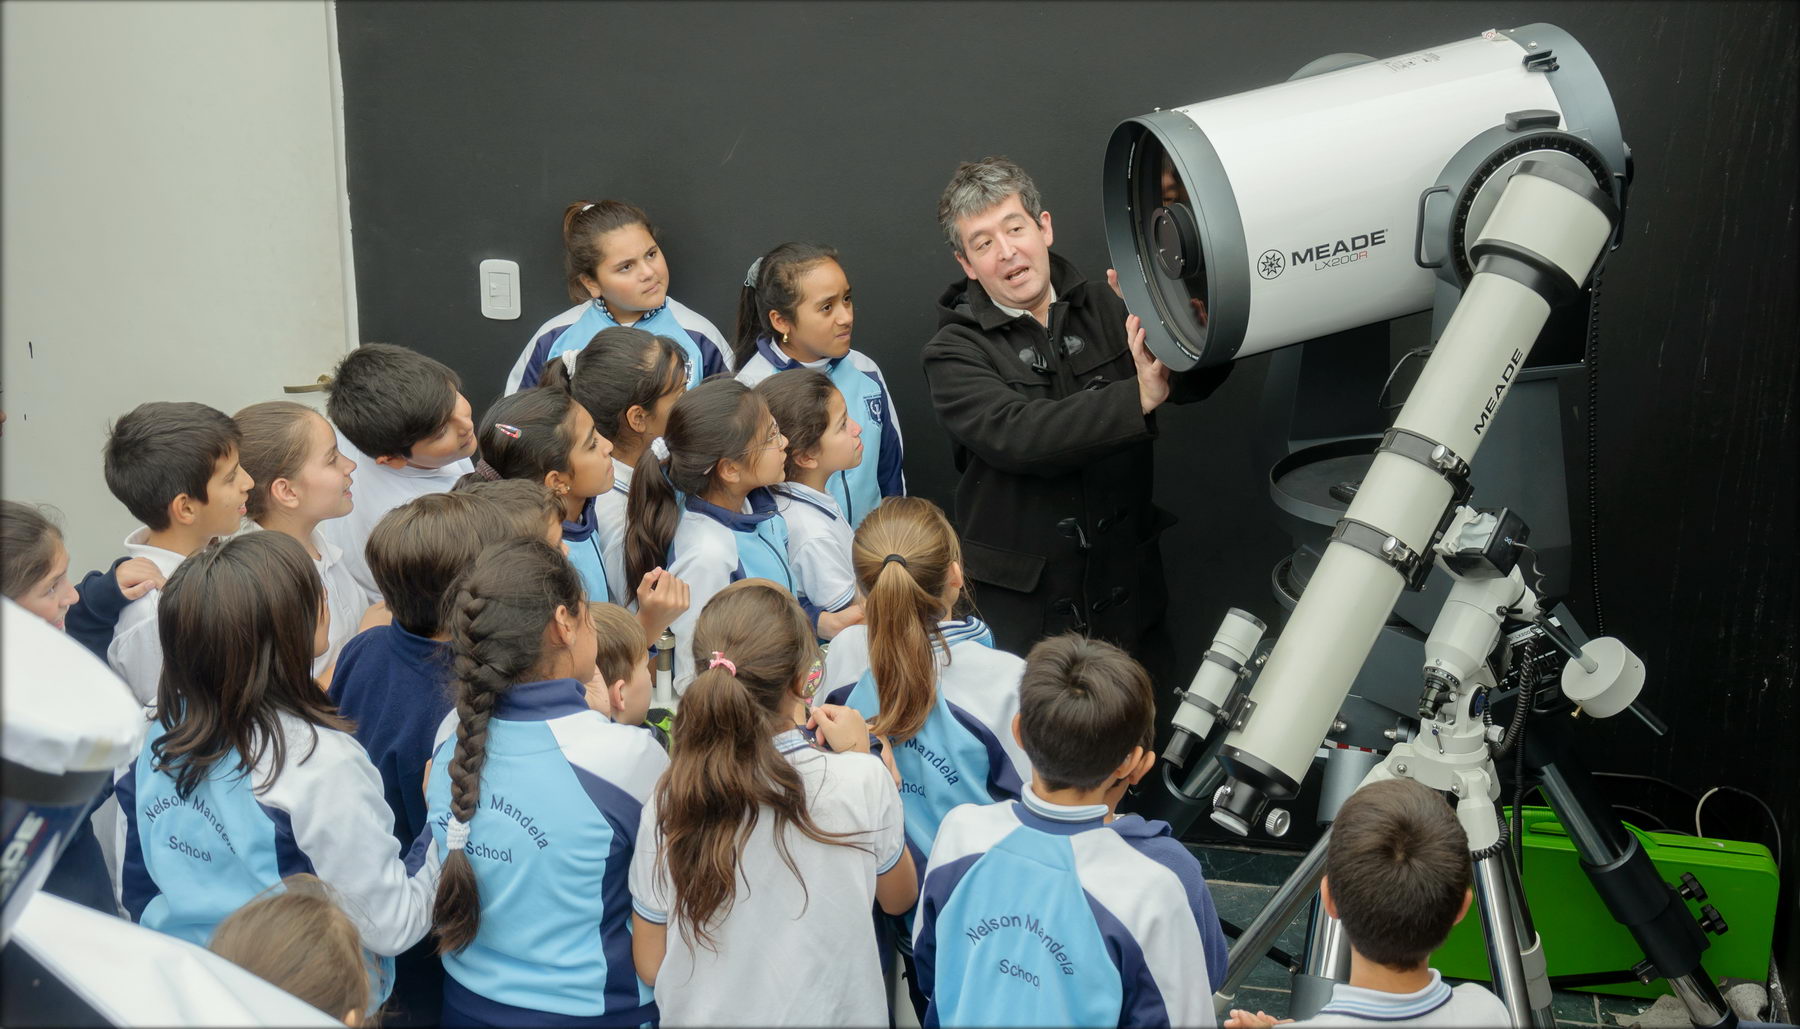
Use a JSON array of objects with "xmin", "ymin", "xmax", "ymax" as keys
[
  {"xmin": 595, "ymin": 457, "xmax": 634, "ymax": 603},
  {"xmin": 822, "ymin": 627, "xmax": 1029, "ymax": 878},
  {"xmin": 65, "ymin": 556, "xmax": 134, "ymax": 660},
  {"xmin": 770, "ymin": 481, "xmax": 857, "ymax": 617},
  {"xmin": 736, "ymin": 336, "xmax": 904, "ymax": 527},
  {"xmin": 913, "ymin": 790, "xmax": 1227, "ymax": 1029},
  {"xmin": 423, "ymin": 678, "xmax": 668, "ymax": 1025},
  {"xmin": 923, "ymin": 253, "xmax": 1228, "ymax": 654},
  {"xmin": 663, "ymin": 489, "xmax": 802, "ymax": 690},
  {"xmin": 563, "ymin": 495, "xmax": 613, "ymax": 603},
  {"xmin": 116, "ymin": 711, "xmax": 443, "ymax": 958},
  {"xmin": 508, "ymin": 298, "xmax": 730, "ymax": 394}
]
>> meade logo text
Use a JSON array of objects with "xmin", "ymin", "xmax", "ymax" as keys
[{"xmin": 1292, "ymin": 230, "xmax": 1389, "ymax": 269}]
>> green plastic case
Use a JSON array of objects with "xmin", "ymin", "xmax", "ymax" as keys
[{"xmin": 1431, "ymin": 807, "xmax": 1778, "ymax": 998}]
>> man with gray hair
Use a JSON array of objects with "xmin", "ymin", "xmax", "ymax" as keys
[{"xmin": 922, "ymin": 156, "xmax": 1228, "ymax": 690}]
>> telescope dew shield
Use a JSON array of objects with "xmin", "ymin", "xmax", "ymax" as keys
[
  {"xmin": 1209, "ymin": 161, "xmax": 1618, "ymax": 835},
  {"xmin": 1103, "ymin": 25, "xmax": 1625, "ymax": 371}
]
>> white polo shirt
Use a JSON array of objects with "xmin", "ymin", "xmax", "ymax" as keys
[
  {"xmin": 771, "ymin": 482, "xmax": 857, "ymax": 615},
  {"xmin": 105, "ymin": 528, "xmax": 191, "ymax": 708},
  {"xmin": 629, "ymin": 731, "xmax": 904, "ymax": 1027},
  {"xmin": 314, "ymin": 430, "xmax": 472, "ymax": 605}
]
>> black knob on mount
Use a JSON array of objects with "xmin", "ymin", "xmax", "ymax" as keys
[
  {"xmin": 1697, "ymin": 905, "xmax": 1729, "ymax": 936},
  {"xmin": 1677, "ymin": 872, "xmax": 1707, "ymax": 902}
]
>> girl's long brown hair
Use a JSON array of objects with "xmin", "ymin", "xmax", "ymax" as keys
[
  {"xmin": 432, "ymin": 537, "xmax": 585, "ymax": 954},
  {"xmin": 655, "ymin": 580, "xmax": 867, "ymax": 950},
  {"xmin": 624, "ymin": 379, "xmax": 766, "ymax": 589},
  {"xmin": 152, "ymin": 532, "xmax": 348, "ymax": 799},
  {"xmin": 850, "ymin": 497, "xmax": 964, "ymax": 741}
]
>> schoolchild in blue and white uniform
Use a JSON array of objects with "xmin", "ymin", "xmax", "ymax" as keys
[
  {"xmin": 732, "ymin": 243, "xmax": 905, "ymax": 527},
  {"xmin": 425, "ymin": 536, "xmax": 669, "ymax": 1028},
  {"xmin": 629, "ymin": 580, "xmax": 917, "ymax": 1027},
  {"xmin": 116, "ymin": 532, "xmax": 442, "ymax": 1011},
  {"xmin": 231, "ymin": 401, "xmax": 366, "ymax": 679},
  {"xmin": 558, "ymin": 325, "xmax": 692, "ymax": 646},
  {"xmin": 820, "ymin": 498, "xmax": 1030, "ymax": 879},
  {"xmin": 625, "ymin": 378, "xmax": 799, "ymax": 691},
  {"xmin": 754, "ymin": 367, "xmax": 875, "ymax": 641},
  {"xmin": 465, "ymin": 372, "xmax": 620, "ymax": 606},
  {"xmin": 507, "ymin": 200, "xmax": 730, "ymax": 394},
  {"xmin": 913, "ymin": 634, "xmax": 1226, "ymax": 1029}
]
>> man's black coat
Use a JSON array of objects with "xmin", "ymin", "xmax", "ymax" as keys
[{"xmin": 922, "ymin": 252, "xmax": 1227, "ymax": 662}]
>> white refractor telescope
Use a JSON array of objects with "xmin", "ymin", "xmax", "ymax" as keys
[{"xmin": 1100, "ymin": 25, "xmax": 1631, "ymax": 833}]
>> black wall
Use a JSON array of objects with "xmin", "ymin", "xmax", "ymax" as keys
[{"xmin": 337, "ymin": 0, "xmax": 1798, "ymax": 987}]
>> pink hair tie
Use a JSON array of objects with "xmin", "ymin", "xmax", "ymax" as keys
[{"xmin": 708, "ymin": 652, "xmax": 737, "ymax": 676}]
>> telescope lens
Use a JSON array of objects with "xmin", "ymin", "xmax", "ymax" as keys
[{"xmin": 1133, "ymin": 137, "xmax": 1210, "ymax": 342}]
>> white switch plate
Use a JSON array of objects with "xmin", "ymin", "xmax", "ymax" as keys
[{"xmin": 479, "ymin": 258, "xmax": 521, "ymax": 320}]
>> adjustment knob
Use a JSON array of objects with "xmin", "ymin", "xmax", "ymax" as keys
[
  {"xmin": 1677, "ymin": 872, "xmax": 1707, "ymax": 902},
  {"xmin": 1264, "ymin": 808, "xmax": 1292, "ymax": 838},
  {"xmin": 1697, "ymin": 905, "xmax": 1729, "ymax": 936}
]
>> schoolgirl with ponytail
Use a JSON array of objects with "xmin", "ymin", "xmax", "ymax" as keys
[
  {"xmin": 733, "ymin": 242, "xmax": 905, "ymax": 527},
  {"xmin": 560, "ymin": 325, "xmax": 690, "ymax": 613},
  {"xmin": 425, "ymin": 536, "xmax": 668, "ymax": 1027},
  {"xmin": 469, "ymin": 374, "xmax": 689, "ymax": 648},
  {"xmin": 628, "ymin": 579, "xmax": 915, "ymax": 1026},
  {"xmin": 507, "ymin": 200, "xmax": 731, "ymax": 392},
  {"xmin": 625, "ymin": 377, "xmax": 800, "ymax": 690},
  {"xmin": 821, "ymin": 497, "xmax": 1030, "ymax": 884}
]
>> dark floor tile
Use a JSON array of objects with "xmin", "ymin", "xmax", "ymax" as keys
[
  {"xmin": 1209, "ymin": 881, "xmax": 1275, "ymax": 928},
  {"xmin": 1191, "ymin": 844, "xmax": 1306, "ymax": 887},
  {"xmin": 1222, "ymin": 986, "xmax": 1293, "ymax": 1022},
  {"xmin": 1551, "ymin": 988, "xmax": 1600, "ymax": 1025},
  {"xmin": 1594, "ymin": 992, "xmax": 1655, "ymax": 1024}
]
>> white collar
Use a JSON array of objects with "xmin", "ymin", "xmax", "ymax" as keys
[
  {"xmin": 610, "ymin": 457, "xmax": 636, "ymax": 492},
  {"xmin": 773, "ymin": 480, "xmax": 842, "ymax": 516},
  {"xmin": 1021, "ymin": 782, "xmax": 1109, "ymax": 823},
  {"xmin": 1318, "ymin": 971, "xmax": 1454, "ymax": 1020},
  {"xmin": 122, "ymin": 527, "xmax": 192, "ymax": 578}
]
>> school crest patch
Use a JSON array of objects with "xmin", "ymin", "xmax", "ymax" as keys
[{"xmin": 863, "ymin": 393, "xmax": 886, "ymax": 427}]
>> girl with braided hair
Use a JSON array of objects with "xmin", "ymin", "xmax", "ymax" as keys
[
  {"xmin": 424, "ymin": 536, "xmax": 668, "ymax": 1027},
  {"xmin": 628, "ymin": 579, "xmax": 915, "ymax": 1026}
]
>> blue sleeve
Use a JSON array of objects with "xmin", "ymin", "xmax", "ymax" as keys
[
  {"xmin": 114, "ymin": 761, "xmax": 158, "ymax": 922},
  {"xmin": 692, "ymin": 329, "xmax": 730, "ymax": 380},
  {"xmin": 875, "ymin": 380, "xmax": 906, "ymax": 497},
  {"xmin": 1089, "ymin": 896, "xmax": 1174, "ymax": 1028},
  {"xmin": 1131, "ymin": 833, "xmax": 1230, "ymax": 987},
  {"xmin": 518, "ymin": 327, "xmax": 560, "ymax": 391},
  {"xmin": 913, "ymin": 851, "xmax": 980, "ymax": 1017},
  {"xmin": 823, "ymin": 682, "xmax": 856, "ymax": 708},
  {"xmin": 63, "ymin": 557, "xmax": 131, "ymax": 660},
  {"xmin": 948, "ymin": 704, "xmax": 1024, "ymax": 803}
]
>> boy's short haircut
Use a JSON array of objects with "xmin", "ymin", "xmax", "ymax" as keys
[
  {"xmin": 324, "ymin": 343, "xmax": 461, "ymax": 460},
  {"xmin": 102, "ymin": 402, "xmax": 241, "ymax": 531},
  {"xmin": 1327, "ymin": 778, "xmax": 1472, "ymax": 969},
  {"xmin": 365, "ymin": 492, "xmax": 522, "ymax": 636},
  {"xmin": 453, "ymin": 478, "xmax": 563, "ymax": 538},
  {"xmin": 588, "ymin": 602, "xmax": 646, "ymax": 687},
  {"xmin": 1017, "ymin": 633, "xmax": 1155, "ymax": 791}
]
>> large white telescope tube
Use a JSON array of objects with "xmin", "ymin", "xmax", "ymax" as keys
[{"xmin": 1210, "ymin": 163, "xmax": 1618, "ymax": 834}]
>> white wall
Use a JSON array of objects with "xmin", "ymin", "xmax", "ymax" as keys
[{"xmin": 2, "ymin": 0, "xmax": 355, "ymax": 574}]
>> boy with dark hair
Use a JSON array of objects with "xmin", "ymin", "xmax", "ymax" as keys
[
  {"xmin": 317, "ymin": 343, "xmax": 476, "ymax": 604},
  {"xmin": 915, "ymin": 633, "xmax": 1227, "ymax": 1028},
  {"xmin": 1225, "ymin": 778, "xmax": 1507, "ymax": 1028},
  {"xmin": 101, "ymin": 401, "xmax": 253, "ymax": 706}
]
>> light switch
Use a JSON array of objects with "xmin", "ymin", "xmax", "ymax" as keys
[{"xmin": 479, "ymin": 259, "xmax": 521, "ymax": 320}]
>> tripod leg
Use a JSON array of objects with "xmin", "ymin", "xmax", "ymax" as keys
[
  {"xmin": 1531, "ymin": 729, "xmax": 1736, "ymax": 1028},
  {"xmin": 1213, "ymin": 828, "xmax": 1329, "ymax": 1017},
  {"xmin": 1474, "ymin": 843, "xmax": 1557, "ymax": 1028}
]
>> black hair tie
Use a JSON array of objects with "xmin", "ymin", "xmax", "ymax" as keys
[{"xmin": 882, "ymin": 554, "xmax": 909, "ymax": 570}]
